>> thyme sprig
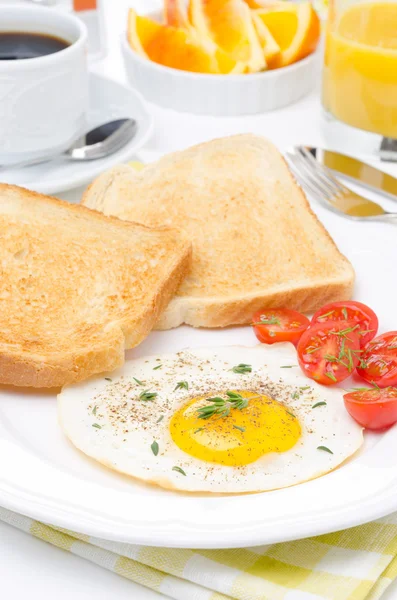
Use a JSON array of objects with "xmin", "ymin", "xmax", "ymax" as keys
[
  {"xmin": 233, "ymin": 425, "xmax": 246, "ymax": 432},
  {"xmin": 197, "ymin": 391, "xmax": 251, "ymax": 420},
  {"xmin": 318, "ymin": 310, "xmax": 335, "ymax": 320},
  {"xmin": 231, "ymin": 364, "xmax": 252, "ymax": 374},
  {"xmin": 174, "ymin": 381, "xmax": 189, "ymax": 391},
  {"xmin": 252, "ymin": 316, "xmax": 281, "ymax": 326},
  {"xmin": 172, "ymin": 466, "xmax": 186, "ymax": 476},
  {"xmin": 138, "ymin": 390, "xmax": 158, "ymax": 401}
]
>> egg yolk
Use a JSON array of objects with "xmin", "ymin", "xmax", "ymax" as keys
[{"xmin": 169, "ymin": 390, "xmax": 301, "ymax": 467}]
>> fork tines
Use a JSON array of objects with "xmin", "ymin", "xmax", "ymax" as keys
[{"xmin": 286, "ymin": 146, "xmax": 346, "ymax": 205}]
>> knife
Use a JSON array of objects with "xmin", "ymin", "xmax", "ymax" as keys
[{"xmin": 306, "ymin": 147, "xmax": 397, "ymax": 202}]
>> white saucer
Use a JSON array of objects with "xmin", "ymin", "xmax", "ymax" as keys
[{"xmin": 0, "ymin": 72, "xmax": 153, "ymax": 195}]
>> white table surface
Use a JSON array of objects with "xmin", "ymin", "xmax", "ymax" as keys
[{"xmin": 2, "ymin": 0, "xmax": 397, "ymax": 599}]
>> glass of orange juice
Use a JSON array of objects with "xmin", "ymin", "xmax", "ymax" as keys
[{"xmin": 322, "ymin": 0, "xmax": 397, "ymax": 153}]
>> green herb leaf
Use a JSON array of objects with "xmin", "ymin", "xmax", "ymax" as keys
[
  {"xmin": 197, "ymin": 391, "xmax": 252, "ymax": 420},
  {"xmin": 174, "ymin": 381, "xmax": 189, "ymax": 391},
  {"xmin": 292, "ymin": 391, "xmax": 300, "ymax": 400},
  {"xmin": 233, "ymin": 425, "xmax": 246, "ymax": 432},
  {"xmin": 318, "ymin": 310, "xmax": 335, "ymax": 319},
  {"xmin": 307, "ymin": 346, "xmax": 321, "ymax": 354},
  {"xmin": 342, "ymin": 307, "xmax": 348, "ymax": 320},
  {"xmin": 133, "ymin": 377, "xmax": 144, "ymax": 386},
  {"xmin": 346, "ymin": 348, "xmax": 354, "ymax": 372},
  {"xmin": 330, "ymin": 324, "xmax": 360, "ymax": 338},
  {"xmin": 339, "ymin": 338, "xmax": 346, "ymax": 360},
  {"xmin": 151, "ymin": 441, "xmax": 159, "ymax": 456},
  {"xmin": 153, "ymin": 364, "xmax": 162, "ymax": 371},
  {"xmin": 312, "ymin": 401, "xmax": 327, "ymax": 409},
  {"xmin": 156, "ymin": 415, "xmax": 164, "ymax": 424},
  {"xmin": 92, "ymin": 405, "xmax": 97, "ymax": 415},
  {"xmin": 105, "ymin": 377, "xmax": 112, "ymax": 382},
  {"xmin": 92, "ymin": 423, "xmax": 102, "ymax": 429},
  {"xmin": 324, "ymin": 353, "xmax": 348, "ymax": 369},
  {"xmin": 317, "ymin": 445, "xmax": 333, "ymax": 454},
  {"xmin": 231, "ymin": 363, "xmax": 252, "ymax": 374},
  {"xmin": 359, "ymin": 360, "xmax": 368, "ymax": 369},
  {"xmin": 286, "ymin": 411, "xmax": 295, "ymax": 418},
  {"xmin": 299, "ymin": 386, "xmax": 311, "ymax": 391},
  {"xmin": 194, "ymin": 427, "xmax": 205, "ymax": 434},
  {"xmin": 138, "ymin": 390, "xmax": 158, "ymax": 402},
  {"xmin": 252, "ymin": 316, "xmax": 281, "ymax": 326},
  {"xmin": 280, "ymin": 365, "xmax": 298, "ymax": 369},
  {"xmin": 172, "ymin": 466, "xmax": 186, "ymax": 476},
  {"xmin": 325, "ymin": 371, "xmax": 337, "ymax": 383}
]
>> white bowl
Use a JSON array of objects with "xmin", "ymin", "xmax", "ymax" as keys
[{"xmin": 121, "ymin": 26, "xmax": 319, "ymax": 116}]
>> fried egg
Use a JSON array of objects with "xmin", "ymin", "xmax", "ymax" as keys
[{"xmin": 58, "ymin": 344, "xmax": 363, "ymax": 493}]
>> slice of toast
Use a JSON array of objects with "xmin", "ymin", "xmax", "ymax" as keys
[
  {"xmin": 83, "ymin": 134, "xmax": 355, "ymax": 330},
  {"xmin": 0, "ymin": 184, "xmax": 191, "ymax": 387}
]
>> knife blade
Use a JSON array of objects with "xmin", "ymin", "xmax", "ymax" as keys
[{"xmin": 306, "ymin": 147, "xmax": 397, "ymax": 202}]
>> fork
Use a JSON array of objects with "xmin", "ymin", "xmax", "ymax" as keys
[{"xmin": 286, "ymin": 146, "xmax": 397, "ymax": 224}]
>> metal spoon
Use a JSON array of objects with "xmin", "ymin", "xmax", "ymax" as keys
[{"xmin": 0, "ymin": 118, "xmax": 138, "ymax": 171}]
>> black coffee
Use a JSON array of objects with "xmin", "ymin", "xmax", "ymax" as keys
[{"xmin": 0, "ymin": 32, "xmax": 70, "ymax": 60}]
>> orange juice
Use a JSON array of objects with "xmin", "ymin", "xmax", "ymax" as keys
[{"xmin": 322, "ymin": 2, "xmax": 397, "ymax": 138}]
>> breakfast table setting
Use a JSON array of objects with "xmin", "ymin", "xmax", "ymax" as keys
[{"xmin": 2, "ymin": 0, "xmax": 397, "ymax": 599}]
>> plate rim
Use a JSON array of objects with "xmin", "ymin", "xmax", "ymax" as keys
[
  {"xmin": 1, "ymin": 477, "xmax": 397, "ymax": 548},
  {"xmin": 2, "ymin": 71, "xmax": 154, "ymax": 195}
]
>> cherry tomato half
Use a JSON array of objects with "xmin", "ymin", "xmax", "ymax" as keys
[
  {"xmin": 252, "ymin": 308, "xmax": 310, "ymax": 345},
  {"xmin": 311, "ymin": 301, "xmax": 378, "ymax": 348},
  {"xmin": 357, "ymin": 331, "xmax": 397, "ymax": 388},
  {"xmin": 344, "ymin": 387, "xmax": 397, "ymax": 430},
  {"xmin": 297, "ymin": 320, "xmax": 361, "ymax": 385}
]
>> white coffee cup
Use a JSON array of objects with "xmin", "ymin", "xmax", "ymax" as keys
[{"xmin": 0, "ymin": 5, "xmax": 88, "ymax": 165}]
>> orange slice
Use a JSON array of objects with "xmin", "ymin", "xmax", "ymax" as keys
[
  {"xmin": 127, "ymin": 9, "xmax": 240, "ymax": 74},
  {"xmin": 243, "ymin": 0, "xmax": 269, "ymax": 6},
  {"xmin": 164, "ymin": 0, "xmax": 191, "ymax": 29},
  {"xmin": 188, "ymin": 0, "xmax": 266, "ymax": 72},
  {"xmin": 243, "ymin": 0, "xmax": 295, "ymax": 7},
  {"xmin": 255, "ymin": 2, "xmax": 320, "ymax": 67},
  {"xmin": 243, "ymin": 0, "xmax": 288, "ymax": 7},
  {"xmin": 252, "ymin": 13, "xmax": 280, "ymax": 67}
]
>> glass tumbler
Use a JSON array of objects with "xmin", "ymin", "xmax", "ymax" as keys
[{"xmin": 322, "ymin": 0, "xmax": 397, "ymax": 153}]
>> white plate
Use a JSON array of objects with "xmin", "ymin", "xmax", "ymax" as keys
[
  {"xmin": 0, "ymin": 72, "xmax": 153, "ymax": 195},
  {"xmin": 1, "ymin": 202, "xmax": 397, "ymax": 549}
]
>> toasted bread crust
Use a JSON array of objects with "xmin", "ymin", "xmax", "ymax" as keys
[
  {"xmin": 155, "ymin": 277, "xmax": 354, "ymax": 329},
  {"xmin": 82, "ymin": 135, "xmax": 355, "ymax": 330},
  {"xmin": 0, "ymin": 184, "xmax": 191, "ymax": 387}
]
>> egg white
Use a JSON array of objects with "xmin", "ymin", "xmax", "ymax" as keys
[{"xmin": 58, "ymin": 344, "xmax": 363, "ymax": 493}]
